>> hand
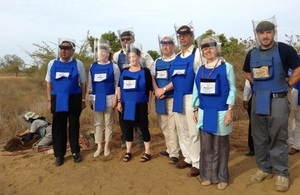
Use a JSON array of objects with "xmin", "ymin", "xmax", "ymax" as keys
[
  {"xmin": 154, "ymin": 88, "xmax": 165, "ymax": 99},
  {"xmin": 116, "ymin": 102, "xmax": 122, "ymax": 113},
  {"xmin": 225, "ymin": 110, "xmax": 233, "ymax": 126},
  {"xmin": 193, "ymin": 111, "xmax": 198, "ymax": 123},
  {"xmin": 81, "ymin": 101, "xmax": 86, "ymax": 110}
]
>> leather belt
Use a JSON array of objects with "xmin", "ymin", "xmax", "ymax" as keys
[{"xmin": 271, "ymin": 92, "xmax": 287, "ymax": 98}]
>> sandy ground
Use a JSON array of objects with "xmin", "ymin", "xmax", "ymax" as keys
[{"xmin": 0, "ymin": 120, "xmax": 299, "ymax": 195}]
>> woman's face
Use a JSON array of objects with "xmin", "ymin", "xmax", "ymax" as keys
[
  {"xmin": 202, "ymin": 46, "xmax": 217, "ymax": 62},
  {"xmin": 98, "ymin": 49, "xmax": 109, "ymax": 62},
  {"xmin": 128, "ymin": 52, "xmax": 140, "ymax": 66}
]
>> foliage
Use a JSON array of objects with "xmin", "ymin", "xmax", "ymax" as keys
[
  {"xmin": 147, "ymin": 50, "xmax": 160, "ymax": 60},
  {"xmin": 285, "ymin": 34, "xmax": 300, "ymax": 53},
  {"xmin": 0, "ymin": 54, "xmax": 25, "ymax": 77}
]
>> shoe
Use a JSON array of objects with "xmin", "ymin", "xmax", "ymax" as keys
[
  {"xmin": 169, "ymin": 157, "xmax": 179, "ymax": 164},
  {"xmin": 245, "ymin": 150, "xmax": 255, "ymax": 156},
  {"xmin": 121, "ymin": 142, "xmax": 126, "ymax": 149},
  {"xmin": 93, "ymin": 149, "xmax": 103, "ymax": 158},
  {"xmin": 288, "ymin": 148, "xmax": 299, "ymax": 155},
  {"xmin": 275, "ymin": 176, "xmax": 289, "ymax": 192},
  {"xmin": 123, "ymin": 153, "xmax": 132, "ymax": 162},
  {"xmin": 176, "ymin": 161, "xmax": 192, "ymax": 169},
  {"xmin": 159, "ymin": 151, "xmax": 169, "ymax": 157},
  {"xmin": 140, "ymin": 153, "xmax": 151, "ymax": 162},
  {"xmin": 217, "ymin": 182, "xmax": 228, "ymax": 190},
  {"xmin": 250, "ymin": 170, "xmax": 272, "ymax": 183},
  {"xmin": 54, "ymin": 156, "xmax": 64, "ymax": 166},
  {"xmin": 136, "ymin": 141, "xmax": 144, "ymax": 148},
  {"xmin": 201, "ymin": 180, "xmax": 212, "ymax": 186},
  {"xmin": 73, "ymin": 153, "xmax": 82, "ymax": 163},
  {"xmin": 188, "ymin": 167, "xmax": 199, "ymax": 177},
  {"xmin": 104, "ymin": 147, "xmax": 111, "ymax": 157}
]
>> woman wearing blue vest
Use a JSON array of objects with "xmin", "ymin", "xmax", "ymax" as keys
[
  {"xmin": 87, "ymin": 40, "xmax": 120, "ymax": 158},
  {"xmin": 116, "ymin": 44, "xmax": 153, "ymax": 162},
  {"xmin": 192, "ymin": 36, "xmax": 236, "ymax": 190}
]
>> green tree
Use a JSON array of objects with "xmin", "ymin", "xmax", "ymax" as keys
[
  {"xmin": 147, "ymin": 50, "xmax": 160, "ymax": 60},
  {"xmin": 0, "ymin": 54, "xmax": 25, "ymax": 77}
]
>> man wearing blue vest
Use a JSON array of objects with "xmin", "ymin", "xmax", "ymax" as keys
[
  {"xmin": 170, "ymin": 23, "xmax": 201, "ymax": 176},
  {"xmin": 45, "ymin": 39, "xmax": 87, "ymax": 166},
  {"xmin": 153, "ymin": 35, "xmax": 180, "ymax": 164},
  {"xmin": 243, "ymin": 18, "xmax": 300, "ymax": 192},
  {"xmin": 113, "ymin": 29, "xmax": 154, "ymax": 149}
]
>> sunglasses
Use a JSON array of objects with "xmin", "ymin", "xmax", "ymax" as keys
[
  {"xmin": 59, "ymin": 45, "xmax": 73, "ymax": 50},
  {"xmin": 200, "ymin": 42, "xmax": 217, "ymax": 49},
  {"xmin": 121, "ymin": 38, "xmax": 131, "ymax": 42},
  {"xmin": 160, "ymin": 41, "xmax": 174, "ymax": 45}
]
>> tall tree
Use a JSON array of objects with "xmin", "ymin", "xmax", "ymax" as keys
[{"xmin": 0, "ymin": 54, "xmax": 25, "ymax": 77}]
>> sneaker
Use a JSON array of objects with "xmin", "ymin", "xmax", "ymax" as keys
[
  {"xmin": 93, "ymin": 149, "xmax": 103, "ymax": 158},
  {"xmin": 275, "ymin": 176, "xmax": 289, "ymax": 192},
  {"xmin": 159, "ymin": 151, "xmax": 169, "ymax": 157},
  {"xmin": 217, "ymin": 182, "xmax": 228, "ymax": 190},
  {"xmin": 250, "ymin": 170, "xmax": 272, "ymax": 183},
  {"xmin": 169, "ymin": 157, "xmax": 179, "ymax": 164},
  {"xmin": 104, "ymin": 147, "xmax": 111, "ymax": 157},
  {"xmin": 201, "ymin": 180, "xmax": 212, "ymax": 186},
  {"xmin": 54, "ymin": 156, "xmax": 64, "ymax": 166},
  {"xmin": 73, "ymin": 153, "xmax": 82, "ymax": 163}
]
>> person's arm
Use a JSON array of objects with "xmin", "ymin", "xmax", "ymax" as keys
[
  {"xmin": 243, "ymin": 80, "xmax": 251, "ymax": 110},
  {"xmin": 46, "ymin": 82, "xmax": 52, "ymax": 113},
  {"xmin": 289, "ymin": 66, "xmax": 300, "ymax": 88}
]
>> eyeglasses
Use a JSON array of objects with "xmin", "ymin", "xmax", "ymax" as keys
[
  {"xmin": 59, "ymin": 45, "xmax": 73, "ymax": 50},
  {"xmin": 201, "ymin": 42, "xmax": 217, "ymax": 50},
  {"xmin": 121, "ymin": 37, "xmax": 131, "ymax": 42},
  {"xmin": 160, "ymin": 41, "xmax": 174, "ymax": 45}
]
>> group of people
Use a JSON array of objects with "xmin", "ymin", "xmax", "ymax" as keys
[{"xmin": 43, "ymin": 16, "xmax": 300, "ymax": 192}]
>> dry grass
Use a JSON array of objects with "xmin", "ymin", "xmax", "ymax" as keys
[{"xmin": 0, "ymin": 75, "xmax": 247, "ymax": 146}]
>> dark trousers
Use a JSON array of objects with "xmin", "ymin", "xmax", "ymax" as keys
[
  {"xmin": 120, "ymin": 102, "xmax": 150, "ymax": 142},
  {"xmin": 118, "ymin": 111, "xmax": 143, "ymax": 143},
  {"xmin": 51, "ymin": 93, "xmax": 82, "ymax": 157},
  {"xmin": 247, "ymin": 97, "xmax": 254, "ymax": 152}
]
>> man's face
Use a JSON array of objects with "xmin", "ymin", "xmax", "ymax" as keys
[
  {"xmin": 160, "ymin": 38, "xmax": 175, "ymax": 57},
  {"xmin": 178, "ymin": 32, "xmax": 194, "ymax": 48},
  {"xmin": 59, "ymin": 42, "xmax": 74, "ymax": 61},
  {"xmin": 121, "ymin": 36, "xmax": 133, "ymax": 48},
  {"xmin": 257, "ymin": 30, "xmax": 275, "ymax": 49}
]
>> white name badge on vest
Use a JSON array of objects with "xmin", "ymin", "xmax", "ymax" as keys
[
  {"xmin": 200, "ymin": 81, "xmax": 216, "ymax": 94},
  {"xmin": 123, "ymin": 80, "xmax": 137, "ymax": 89},
  {"xmin": 172, "ymin": 69, "xmax": 185, "ymax": 76},
  {"xmin": 94, "ymin": 73, "xmax": 107, "ymax": 82},
  {"xmin": 156, "ymin": 70, "xmax": 168, "ymax": 79},
  {"xmin": 55, "ymin": 72, "xmax": 70, "ymax": 79}
]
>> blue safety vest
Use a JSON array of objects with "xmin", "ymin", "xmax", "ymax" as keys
[
  {"xmin": 169, "ymin": 48, "xmax": 196, "ymax": 113},
  {"xmin": 155, "ymin": 58, "xmax": 174, "ymax": 114},
  {"xmin": 120, "ymin": 68, "xmax": 148, "ymax": 120},
  {"xmin": 50, "ymin": 59, "xmax": 81, "ymax": 112},
  {"xmin": 90, "ymin": 62, "xmax": 115, "ymax": 111},
  {"xmin": 250, "ymin": 44, "xmax": 289, "ymax": 115},
  {"xmin": 195, "ymin": 63, "xmax": 229, "ymax": 133}
]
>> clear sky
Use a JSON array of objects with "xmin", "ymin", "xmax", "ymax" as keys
[{"xmin": 0, "ymin": 0, "xmax": 299, "ymax": 64}]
